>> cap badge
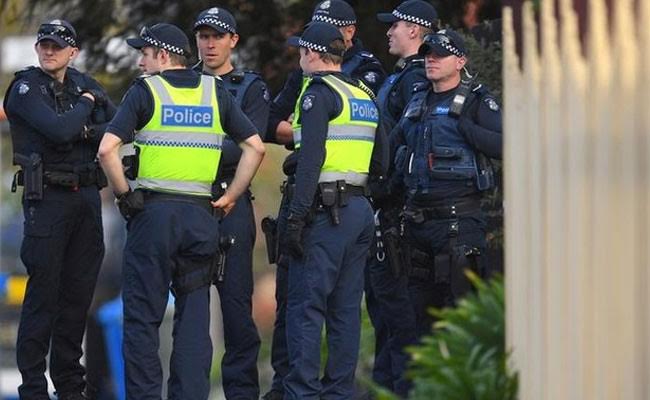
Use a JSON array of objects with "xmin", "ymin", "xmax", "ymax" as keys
[
  {"xmin": 207, "ymin": 7, "xmax": 219, "ymax": 15},
  {"xmin": 50, "ymin": 19, "xmax": 63, "ymax": 25},
  {"xmin": 320, "ymin": 1, "xmax": 331, "ymax": 10}
]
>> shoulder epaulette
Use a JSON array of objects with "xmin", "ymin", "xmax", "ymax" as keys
[
  {"xmin": 14, "ymin": 66, "xmax": 39, "ymax": 78},
  {"xmin": 412, "ymin": 81, "xmax": 429, "ymax": 93}
]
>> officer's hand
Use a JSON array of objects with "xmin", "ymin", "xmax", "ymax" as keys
[
  {"xmin": 81, "ymin": 92, "xmax": 96, "ymax": 102},
  {"xmin": 115, "ymin": 189, "xmax": 144, "ymax": 221},
  {"xmin": 82, "ymin": 89, "xmax": 107, "ymax": 107},
  {"xmin": 275, "ymin": 121, "xmax": 294, "ymax": 145},
  {"xmin": 211, "ymin": 192, "xmax": 236, "ymax": 215},
  {"xmin": 281, "ymin": 214, "xmax": 306, "ymax": 259}
]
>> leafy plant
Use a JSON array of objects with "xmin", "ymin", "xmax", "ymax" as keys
[{"xmin": 405, "ymin": 273, "xmax": 517, "ymax": 400}]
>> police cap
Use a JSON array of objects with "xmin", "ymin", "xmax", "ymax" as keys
[
  {"xmin": 194, "ymin": 7, "xmax": 237, "ymax": 35},
  {"xmin": 127, "ymin": 23, "xmax": 191, "ymax": 57},
  {"xmin": 287, "ymin": 22, "xmax": 345, "ymax": 57},
  {"xmin": 36, "ymin": 19, "xmax": 78, "ymax": 48},
  {"xmin": 311, "ymin": 0, "xmax": 356, "ymax": 27},
  {"xmin": 376, "ymin": 0, "xmax": 438, "ymax": 29},
  {"xmin": 419, "ymin": 29, "xmax": 466, "ymax": 58}
]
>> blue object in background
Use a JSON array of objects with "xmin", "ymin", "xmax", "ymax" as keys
[{"xmin": 97, "ymin": 297, "xmax": 125, "ymax": 400}]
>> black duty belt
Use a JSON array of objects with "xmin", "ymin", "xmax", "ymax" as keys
[
  {"xmin": 404, "ymin": 197, "xmax": 481, "ymax": 221},
  {"xmin": 341, "ymin": 184, "xmax": 367, "ymax": 197},
  {"xmin": 15, "ymin": 168, "xmax": 105, "ymax": 189},
  {"xmin": 141, "ymin": 190, "xmax": 222, "ymax": 217}
]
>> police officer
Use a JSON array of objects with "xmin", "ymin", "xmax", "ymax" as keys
[
  {"xmin": 193, "ymin": 7, "xmax": 270, "ymax": 399},
  {"xmin": 391, "ymin": 29, "xmax": 502, "ymax": 338},
  {"xmin": 281, "ymin": 21, "xmax": 386, "ymax": 400},
  {"xmin": 267, "ymin": 0, "xmax": 386, "ymax": 144},
  {"xmin": 97, "ymin": 23, "xmax": 265, "ymax": 400},
  {"xmin": 3, "ymin": 19, "xmax": 114, "ymax": 400},
  {"xmin": 366, "ymin": 1, "xmax": 440, "ymax": 395},
  {"xmin": 263, "ymin": 4, "xmax": 386, "ymax": 399}
]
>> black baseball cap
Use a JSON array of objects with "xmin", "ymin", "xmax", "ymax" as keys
[
  {"xmin": 36, "ymin": 19, "xmax": 78, "ymax": 48},
  {"xmin": 287, "ymin": 21, "xmax": 345, "ymax": 57},
  {"xmin": 127, "ymin": 23, "xmax": 191, "ymax": 56},
  {"xmin": 194, "ymin": 7, "xmax": 237, "ymax": 34},
  {"xmin": 377, "ymin": 0, "xmax": 438, "ymax": 29},
  {"xmin": 311, "ymin": 0, "xmax": 356, "ymax": 27},
  {"xmin": 419, "ymin": 29, "xmax": 466, "ymax": 57}
]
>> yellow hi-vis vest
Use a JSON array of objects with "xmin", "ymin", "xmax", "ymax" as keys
[
  {"xmin": 292, "ymin": 74, "xmax": 378, "ymax": 186},
  {"xmin": 135, "ymin": 74, "xmax": 226, "ymax": 197}
]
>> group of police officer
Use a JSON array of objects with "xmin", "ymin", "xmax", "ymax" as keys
[{"xmin": 3, "ymin": 0, "xmax": 502, "ymax": 399}]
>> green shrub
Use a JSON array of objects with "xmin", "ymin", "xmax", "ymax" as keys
[{"xmin": 405, "ymin": 273, "xmax": 517, "ymax": 400}]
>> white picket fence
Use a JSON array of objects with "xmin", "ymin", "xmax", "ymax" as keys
[{"xmin": 503, "ymin": 1, "xmax": 649, "ymax": 399}]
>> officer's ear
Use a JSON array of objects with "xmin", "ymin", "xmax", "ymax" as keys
[
  {"xmin": 456, "ymin": 56, "xmax": 467, "ymax": 71},
  {"xmin": 229, "ymin": 33, "xmax": 239, "ymax": 49},
  {"xmin": 69, "ymin": 47, "xmax": 79, "ymax": 59},
  {"xmin": 157, "ymin": 48, "xmax": 171, "ymax": 65}
]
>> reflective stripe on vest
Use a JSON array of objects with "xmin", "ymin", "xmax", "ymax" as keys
[
  {"xmin": 135, "ymin": 74, "xmax": 226, "ymax": 197},
  {"xmin": 292, "ymin": 75, "xmax": 378, "ymax": 186}
]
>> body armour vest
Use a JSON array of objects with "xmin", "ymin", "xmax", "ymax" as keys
[
  {"xmin": 397, "ymin": 89, "xmax": 481, "ymax": 196},
  {"xmin": 375, "ymin": 58, "xmax": 424, "ymax": 132},
  {"xmin": 135, "ymin": 74, "xmax": 226, "ymax": 197},
  {"xmin": 292, "ymin": 74, "xmax": 378, "ymax": 187},
  {"xmin": 216, "ymin": 70, "xmax": 262, "ymax": 178}
]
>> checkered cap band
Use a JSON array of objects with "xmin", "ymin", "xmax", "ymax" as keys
[
  {"xmin": 37, "ymin": 32, "xmax": 76, "ymax": 47},
  {"xmin": 142, "ymin": 34, "xmax": 185, "ymax": 56},
  {"xmin": 439, "ymin": 41, "xmax": 463, "ymax": 57},
  {"xmin": 194, "ymin": 17, "xmax": 235, "ymax": 33},
  {"xmin": 299, "ymin": 38, "xmax": 329, "ymax": 54},
  {"xmin": 393, "ymin": 9, "xmax": 432, "ymax": 28},
  {"xmin": 311, "ymin": 14, "xmax": 356, "ymax": 27}
]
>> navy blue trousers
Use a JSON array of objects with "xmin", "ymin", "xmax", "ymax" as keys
[
  {"xmin": 17, "ymin": 187, "xmax": 104, "ymax": 399},
  {"xmin": 122, "ymin": 199, "xmax": 218, "ymax": 400},
  {"xmin": 214, "ymin": 191, "xmax": 261, "ymax": 399},
  {"xmin": 404, "ymin": 211, "xmax": 487, "ymax": 338},
  {"xmin": 367, "ymin": 251, "xmax": 416, "ymax": 397},
  {"xmin": 284, "ymin": 197, "xmax": 374, "ymax": 400},
  {"xmin": 269, "ymin": 192, "xmax": 290, "ymax": 394}
]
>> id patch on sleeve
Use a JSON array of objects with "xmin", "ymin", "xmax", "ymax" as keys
[
  {"xmin": 302, "ymin": 94, "xmax": 315, "ymax": 111},
  {"xmin": 349, "ymin": 99, "xmax": 379, "ymax": 123},
  {"xmin": 162, "ymin": 105, "xmax": 213, "ymax": 127},
  {"xmin": 484, "ymin": 97, "xmax": 500, "ymax": 111}
]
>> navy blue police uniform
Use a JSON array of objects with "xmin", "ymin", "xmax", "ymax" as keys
[
  {"xmin": 108, "ymin": 23, "xmax": 258, "ymax": 400},
  {"xmin": 280, "ymin": 22, "xmax": 387, "ymax": 400},
  {"xmin": 263, "ymin": 4, "xmax": 385, "ymax": 398},
  {"xmin": 391, "ymin": 30, "xmax": 502, "ymax": 338},
  {"xmin": 3, "ymin": 19, "xmax": 115, "ymax": 400},
  {"xmin": 193, "ymin": 8, "xmax": 270, "ymax": 399},
  {"xmin": 366, "ymin": 1, "xmax": 439, "ymax": 395}
]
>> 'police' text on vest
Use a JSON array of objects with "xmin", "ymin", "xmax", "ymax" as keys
[{"xmin": 162, "ymin": 105, "xmax": 213, "ymax": 127}]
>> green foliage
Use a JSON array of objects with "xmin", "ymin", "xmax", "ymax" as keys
[
  {"xmin": 464, "ymin": 31, "xmax": 502, "ymax": 104},
  {"xmin": 405, "ymin": 273, "xmax": 517, "ymax": 400}
]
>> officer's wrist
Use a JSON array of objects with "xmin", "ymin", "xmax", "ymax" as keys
[{"xmin": 115, "ymin": 188, "xmax": 132, "ymax": 202}]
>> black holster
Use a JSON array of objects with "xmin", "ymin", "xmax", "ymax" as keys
[
  {"xmin": 450, "ymin": 245, "xmax": 481, "ymax": 298},
  {"xmin": 383, "ymin": 225, "xmax": 410, "ymax": 278},
  {"xmin": 261, "ymin": 216, "xmax": 279, "ymax": 264},
  {"xmin": 12, "ymin": 153, "xmax": 43, "ymax": 200},
  {"xmin": 213, "ymin": 234, "xmax": 235, "ymax": 283},
  {"xmin": 318, "ymin": 181, "xmax": 340, "ymax": 225}
]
